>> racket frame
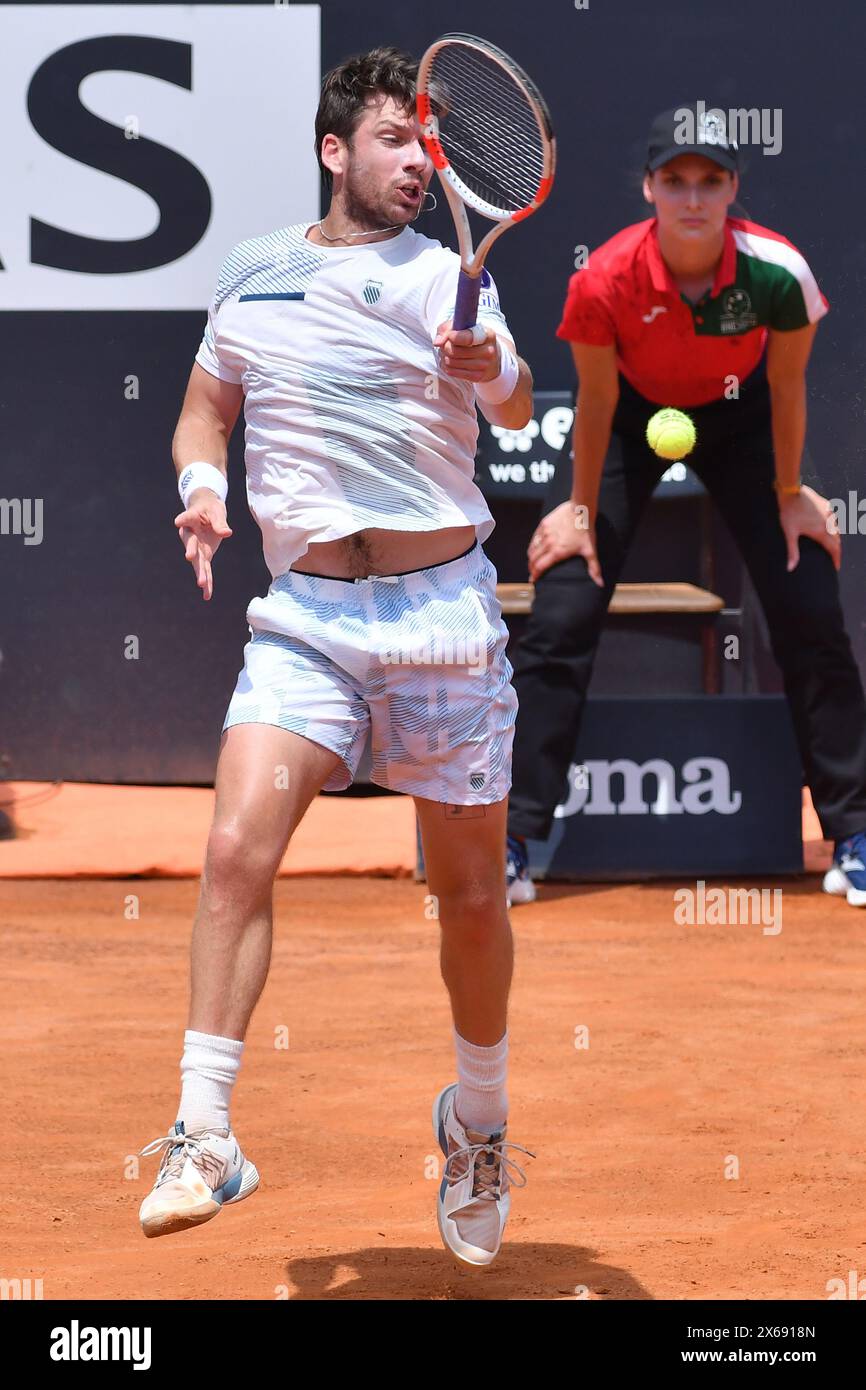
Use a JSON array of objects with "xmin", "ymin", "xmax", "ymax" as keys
[{"xmin": 416, "ymin": 31, "xmax": 556, "ymax": 328}]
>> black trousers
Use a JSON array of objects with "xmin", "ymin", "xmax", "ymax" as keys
[{"xmin": 507, "ymin": 364, "xmax": 866, "ymax": 843}]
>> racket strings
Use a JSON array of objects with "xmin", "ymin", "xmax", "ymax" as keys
[{"xmin": 428, "ymin": 47, "xmax": 546, "ymax": 212}]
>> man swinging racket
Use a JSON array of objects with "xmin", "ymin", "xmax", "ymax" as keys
[{"xmin": 137, "ymin": 41, "xmax": 552, "ymax": 1268}]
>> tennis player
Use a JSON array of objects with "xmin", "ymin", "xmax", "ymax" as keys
[
  {"xmin": 506, "ymin": 102, "xmax": 866, "ymax": 909},
  {"xmin": 138, "ymin": 47, "xmax": 535, "ymax": 1268}
]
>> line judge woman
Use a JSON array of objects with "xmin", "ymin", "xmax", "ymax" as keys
[{"xmin": 504, "ymin": 102, "xmax": 866, "ymax": 910}]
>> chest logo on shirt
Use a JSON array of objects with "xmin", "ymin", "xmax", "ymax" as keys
[
  {"xmin": 720, "ymin": 287, "xmax": 758, "ymax": 334},
  {"xmin": 642, "ymin": 305, "xmax": 668, "ymax": 323},
  {"xmin": 363, "ymin": 279, "xmax": 384, "ymax": 305}
]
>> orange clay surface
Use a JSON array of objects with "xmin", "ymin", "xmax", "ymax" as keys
[{"xmin": 3, "ymin": 871, "xmax": 864, "ymax": 1301}]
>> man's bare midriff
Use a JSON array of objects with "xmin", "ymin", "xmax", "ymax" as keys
[{"xmin": 289, "ymin": 524, "xmax": 477, "ymax": 580}]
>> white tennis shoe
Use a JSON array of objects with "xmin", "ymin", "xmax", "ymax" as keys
[
  {"xmin": 138, "ymin": 1120, "xmax": 259, "ymax": 1238},
  {"xmin": 506, "ymin": 834, "xmax": 537, "ymax": 907},
  {"xmin": 823, "ymin": 832, "xmax": 866, "ymax": 907},
  {"xmin": 432, "ymin": 1082, "xmax": 534, "ymax": 1267}
]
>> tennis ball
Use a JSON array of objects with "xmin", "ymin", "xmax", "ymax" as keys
[{"xmin": 646, "ymin": 408, "xmax": 697, "ymax": 460}]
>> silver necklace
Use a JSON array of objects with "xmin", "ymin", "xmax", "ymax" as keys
[
  {"xmin": 315, "ymin": 190, "xmax": 437, "ymax": 243},
  {"xmin": 316, "ymin": 219, "xmax": 403, "ymax": 242}
]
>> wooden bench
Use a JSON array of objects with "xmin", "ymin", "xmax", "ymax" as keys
[
  {"xmin": 496, "ymin": 581, "xmax": 726, "ymax": 691},
  {"xmin": 496, "ymin": 581, "xmax": 724, "ymax": 616}
]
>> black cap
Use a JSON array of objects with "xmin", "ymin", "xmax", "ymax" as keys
[{"xmin": 646, "ymin": 103, "xmax": 739, "ymax": 174}]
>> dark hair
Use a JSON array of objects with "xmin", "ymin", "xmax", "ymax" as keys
[{"xmin": 315, "ymin": 46, "xmax": 420, "ymax": 193}]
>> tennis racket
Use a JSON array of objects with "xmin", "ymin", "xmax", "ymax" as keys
[{"xmin": 416, "ymin": 32, "xmax": 556, "ymax": 332}]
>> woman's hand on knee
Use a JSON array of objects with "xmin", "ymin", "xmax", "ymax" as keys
[
  {"xmin": 528, "ymin": 501, "xmax": 604, "ymax": 586},
  {"xmin": 777, "ymin": 484, "xmax": 841, "ymax": 573}
]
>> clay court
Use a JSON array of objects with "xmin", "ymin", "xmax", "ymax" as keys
[{"xmin": 2, "ymin": 785, "xmax": 863, "ymax": 1301}]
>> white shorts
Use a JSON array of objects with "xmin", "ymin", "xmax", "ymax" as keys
[{"xmin": 222, "ymin": 540, "xmax": 517, "ymax": 804}]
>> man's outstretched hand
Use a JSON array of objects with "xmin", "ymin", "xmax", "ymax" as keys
[{"xmin": 174, "ymin": 489, "xmax": 233, "ymax": 601}]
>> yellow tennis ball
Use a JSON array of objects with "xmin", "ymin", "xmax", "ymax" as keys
[
  {"xmin": 646, "ymin": 408, "xmax": 696, "ymax": 460},
  {"xmin": 645, "ymin": 407, "xmax": 681, "ymax": 450}
]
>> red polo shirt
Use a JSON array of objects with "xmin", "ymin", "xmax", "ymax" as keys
[{"xmin": 557, "ymin": 216, "xmax": 829, "ymax": 407}]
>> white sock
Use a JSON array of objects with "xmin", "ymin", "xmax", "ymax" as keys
[
  {"xmin": 453, "ymin": 1026, "xmax": 508, "ymax": 1134},
  {"xmin": 176, "ymin": 1029, "xmax": 243, "ymax": 1134}
]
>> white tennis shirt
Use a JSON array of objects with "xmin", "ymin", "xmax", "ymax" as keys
[{"xmin": 195, "ymin": 220, "xmax": 513, "ymax": 578}]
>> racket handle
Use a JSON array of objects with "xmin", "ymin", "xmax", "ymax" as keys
[{"xmin": 452, "ymin": 270, "xmax": 482, "ymax": 331}]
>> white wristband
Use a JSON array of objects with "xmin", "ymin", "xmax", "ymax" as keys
[
  {"xmin": 475, "ymin": 342, "xmax": 520, "ymax": 405},
  {"xmin": 178, "ymin": 461, "xmax": 228, "ymax": 509}
]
